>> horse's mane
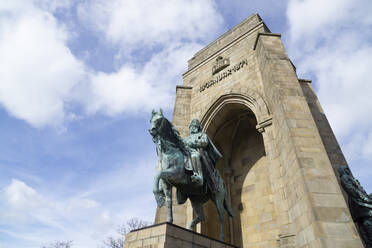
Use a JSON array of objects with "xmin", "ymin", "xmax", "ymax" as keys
[{"xmin": 161, "ymin": 117, "xmax": 188, "ymax": 155}]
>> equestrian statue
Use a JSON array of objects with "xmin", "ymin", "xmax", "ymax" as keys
[
  {"xmin": 338, "ymin": 165, "xmax": 372, "ymax": 247},
  {"xmin": 149, "ymin": 109, "xmax": 234, "ymax": 241}
]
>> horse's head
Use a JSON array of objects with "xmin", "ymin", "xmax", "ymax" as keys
[
  {"xmin": 149, "ymin": 109, "xmax": 165, "ymax": 137},
  {"xmin": 149, "ymin": 109, "xmax": 188, "ymax": 156}
]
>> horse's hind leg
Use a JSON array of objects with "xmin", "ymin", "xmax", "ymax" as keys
[
  {"xmin": 215, "ymin": 195, "xmax": 225, "ymax": 241},
  {"xmin": 162, "ymin": 181, "xmax": 173, "ymax": 223},
  {"xmin": 187, "ymin": 199, "xmax": 205, "ymax": 230}
]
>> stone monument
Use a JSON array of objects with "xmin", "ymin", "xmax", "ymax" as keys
[
  {"xmin": 152, "ymin": 13, "xmax": 365, "ymax": 248},
  {"xmin": 126, "ymin": 14, "xmax": 367, "ymax": 248}
]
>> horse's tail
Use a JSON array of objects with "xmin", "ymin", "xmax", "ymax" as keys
[
  {"xmin": 224, "ymin": 192, "xmax": 234, "ymax": 217},
  {"xmin": 214, "ymin": 170, "xmax": 234, "ymax": 217}
]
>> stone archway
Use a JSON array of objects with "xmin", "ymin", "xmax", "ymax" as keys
[
  {"xmin": 200, "ymin": 90, "xmax": 272, "ymax": 132},
  {"xmin": 151, "ymin": 13, "xmax": 365, "ymax": 248},
  {"xmin": 199, "ymin": 93, "xmax": 277, "ymax": 247}
]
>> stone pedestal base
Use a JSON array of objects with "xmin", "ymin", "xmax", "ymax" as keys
[{"xmin": 124, "ymin": 222, "xmax": 238, "ymax": 248}]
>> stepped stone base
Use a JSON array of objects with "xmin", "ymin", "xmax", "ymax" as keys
[{"xmin": 124, "ymin": 222, "xmax": 238, "ymax": 248}]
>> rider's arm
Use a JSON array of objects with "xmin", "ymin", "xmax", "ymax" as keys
[{"xmin": 193, "ymin": 133, "xmax": 208, "ymax": 148}]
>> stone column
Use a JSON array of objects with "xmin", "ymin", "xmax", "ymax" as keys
[{"xmin": 254, "ymin": 32, "xmax": 363, "ymax": 247}]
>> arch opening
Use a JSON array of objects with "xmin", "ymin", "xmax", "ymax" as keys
[{"xmin": 200, "ymin": 101, "xmax": 275, "ymax": 247}]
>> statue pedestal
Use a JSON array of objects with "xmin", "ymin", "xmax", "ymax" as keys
[{"xmin": 124, "ymin": 222, "xmax": 238, "ymax": 248}]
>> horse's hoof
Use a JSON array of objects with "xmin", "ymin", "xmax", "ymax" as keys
[
  {"xmin": 154, "ymin": 193, "xmax": 165, "ymax": 207},
  {"xmin": 156, "ymin": 198, "xmax": 164, "ymax": 208}
]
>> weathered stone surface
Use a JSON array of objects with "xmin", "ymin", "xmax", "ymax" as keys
[
  {"xmin": 153, "ymin": 13, "xmax": 364, "ymax": 248},
  {"xmin": 124, "ymin": 223, "xmax": 238, "ymax": 248}
]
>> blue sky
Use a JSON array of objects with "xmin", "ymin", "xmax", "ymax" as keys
[{"xmin": 0, "ymin": 0, "xmax": 371, "ymax": 247}]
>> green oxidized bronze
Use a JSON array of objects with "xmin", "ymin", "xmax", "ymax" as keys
[
  {"xmin": 183, "ymin": 118, "xmax": 222, "ymax": 191},
  {"xmin": 338, "ymin": 165, "xmax": 372, "ymax": 247},
  {"xmin": 149, "ymin": 109, "xmax": 234, "ymax": 241}
]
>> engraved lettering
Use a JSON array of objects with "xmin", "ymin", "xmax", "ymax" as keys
[{"xmin": 199, "ymin": 58, "xmax": 248, "ymax": 92}]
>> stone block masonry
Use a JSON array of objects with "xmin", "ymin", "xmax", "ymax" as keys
[
  {"xmin": 153, "ymin": 13, "xmax": 365, "ymax": 248},
  {"xmin": 124, "ymin": 222, "xmax": 239, "ymax": 248}
]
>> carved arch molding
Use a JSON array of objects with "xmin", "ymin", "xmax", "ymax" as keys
[{"xmin": 200, "ymin": 89, "xmax": 272, "ymax": 133}]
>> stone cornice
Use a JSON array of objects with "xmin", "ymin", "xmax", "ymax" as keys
[
  {"xmin": 299, "ymin": 79, "xmax": 312, "ymax": 84},
  {"xmin": 176, "ymin": 85, "xmax": 192, "ymax": 90},
  {"xmin": 253, "ymin": 32, "xmax": 282, "ymax": 51}
]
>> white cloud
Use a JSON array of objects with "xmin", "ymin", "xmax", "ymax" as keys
[
  {"xmin": 0, "ymin": 0, "xmax": 86, "ymax": 128},
  {"xmin": 0, "ymin": 155, "xmax": 157, "ymax": 248},
  {"xmin": 287, "ymin": 0, "xmax": 372, "ymax": 137},
  {"xmin": 344, "ymin": 132, "xmax": 372, "ymax": 161},
  {"xmin": 299, "ymin": 40, "xmax": 372, "ymax": 137},
  {"xmin": 76, "ymin": 0, "xmax": 223, "ymax": 116},
  {"xmin": 5, "ymin": 179, "xmax": 44, "ymax": 209},
  {"xmin": 286, "ymin": 0, "xmax": 372, "ymax": 190},
  {"xmin": 288, "ymin": 0, "xmax": 351, "ymax": 40},
  {"xmin": 75, "ymin": 0, "xmax": 223, "ymax": 116},
  {"xmin": 0, "ymin": 0, "xmax": 224, "ymax": 128},
  {"xmin": 362, "ymin": 132, "xmax": 372, "ymax": 158},
  {"xmin": 77, "ymin": 0, "xmax": 223, "ymax": 50},
  {"xmin": 0, "ymin": 178, "xmax": 109, "ymax": 247},
  {"xmin": 85, "ymin": 42, "xmax": 202, "ymax": 115}
]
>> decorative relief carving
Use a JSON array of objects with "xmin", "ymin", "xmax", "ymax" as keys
[
  {"xmin": 199, "ymin": 58, "xmax": 248, "ymax": 92},
  {"xmin": 212, "ymin": 56, "xmax": 230, "ymax": 75}
]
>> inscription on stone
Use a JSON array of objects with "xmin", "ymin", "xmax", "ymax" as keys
[{"xmin": 199, "ymin": 58, "xmax": 248, "ymax": 92}]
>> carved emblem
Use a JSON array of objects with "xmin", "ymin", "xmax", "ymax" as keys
[{"xmin": 212, "ymin": 56, "xmax": 230, "ymax": 75}]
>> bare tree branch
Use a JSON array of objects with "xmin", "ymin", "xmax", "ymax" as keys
[
  {"xmin": 101, "ymin": 218, "xmax": 151, "ymax": 248},
  {"xmin": 126, "ymin": 218, "xmax": 150, "ymax": 232},
  {"xmin": 41, "ymin": 240, "xmax": 73, "ymax": 248},
  {"xmin": 102, "ymin": 237, "xmax": 124, "ymax": 248}
]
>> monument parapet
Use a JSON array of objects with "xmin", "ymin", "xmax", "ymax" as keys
[{"xmin": 124, "ymin": 222, "xmax": 239, "ymax": 248}]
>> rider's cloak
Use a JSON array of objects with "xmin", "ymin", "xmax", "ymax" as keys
[
  {"xmin": 177, "ymin": 133, "xmax": 222, "ymax": 204},
  {"xmin": 200, "ymin": 135, "xmax": 222, "ymax": 192}
]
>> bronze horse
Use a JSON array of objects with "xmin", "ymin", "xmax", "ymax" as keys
[{"xmin": 149, "ymin": 109, "xmax": 234, "ymax": 240}]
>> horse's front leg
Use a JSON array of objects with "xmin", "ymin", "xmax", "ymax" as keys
[
  {"xmin": 153, "ymin": 167, "xmax": 182, "ymax": 207},
  {"xmin": 153, "ymin": 170, "xmax": 166, "ymax": 208},
  {"xmin": 153, "ymin": 169, "xmax": 177, "ymax": 193},
  {"xmin": 153, "ymin": 170, "xmax": 161, "ymax": 194},
  {"xmin": 153, "ymin": 159, "xmax": 163, "ymax": 194},
  {"xmin": 163, "ymin": 182, "xmax": 173, "ymax": 223}
]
